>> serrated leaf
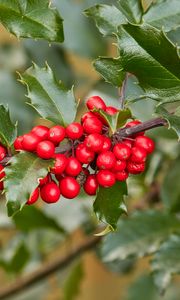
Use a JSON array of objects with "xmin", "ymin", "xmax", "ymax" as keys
[
  {"xmin": 0, "ymin": 0, "xmax": 64, "ymax": 42},
  {"xmin": 96, "ymin": 23, "xmax": 180, "ymax": 103},
  {"xmin": 84, "ymin": 4, "xmax": 125, "ymax": 36},
  {"xmin": 101, "ymin": 211, "xmax": 180, "ymax": 262},
  {"xmin": 4, "ymin": 152, "xmax": 54, "ymax": 217},
  {"xmin": 144, "ymin": 0, "xmax": 180, "ymax": 32},
  {"xmin": 20, "ymin": 63, "xmax": 77, "ymax": 126},
  {"xmin": 152, "ymin": 235, "xmax": 180, "ymax": 293},
  {"xmin": 94, "ymin": 108, "xmax": 132, "ymax": 134},
  {"xmin": 156, "ymin": 106, "xmax": 180, "ymax": 140},
  {"xmin": 0, "ymin": 105, "xmax": 17, "ymax": 147},
  {"xmin": 93, "ymin": 181, "xmax": 128, "ymax": 230},
  {"xmin": 161, "ymin": 158, "xmax": 180, "ymax": 213},
  {"xmin": 63, "ymin": 261, "xmax": 84, "ymax": 300},
  {"xmin": 13, "ymin": 205, "xmax": 65, "ymax": 233},
  {"xmin": 118, "ymin": 0, "xmax": 143, "ymax": 23}
]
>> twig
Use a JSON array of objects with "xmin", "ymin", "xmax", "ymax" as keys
[{"xmin": 0, "ymin": 235, "xmax": 101, "ymax": 300}]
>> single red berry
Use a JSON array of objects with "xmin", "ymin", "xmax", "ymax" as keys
[
  {"xmin": 116, "ymin": 170, "xmax": 129, "ymax": 181},
  {"xmin": 97, "ymin": 170, "xmax": 115, "ymax": 187},
  {"xmin": 40, "ymin": 182, "xmax": 60, "ymax": 203},
  {"xmin": 36, "ymin": 140, "xmax": 55, "ymax": 159},
  {"xmin": 127, "ymin": 161, "xmax": 145, "ymax": 174},
  {"xmin": 86, "ymin": 96, "xmax": 106, "ymax": 111},
  {"xmin": 105, "ymin": 106, "xmax": 119, "ymax": 115},
  {"xmin": 22, "ymin": 133, "xmax": 40, "ymax": 152},
  {"xmin": 96, "ymin": 151, "xmax": 116, "ymax": 170},
  {"xmin": 102, "ymin": 137, "xmax": 112, "ymax": 152},
  {"xmin": 48, "ymin": 125, "xmax": 66, "ymax": 144},
  {"xmin": 51, "ymin": 154, "xmax": 67, "ymax": 174},
  {"xmin": 83, "ymin": 116, "xmax": 103, "ymax": 134},
  {"xmin": 66, "ymin": 122, "xmax": 83, "ymax": 140},
  {"xmin": 26, "ymin": 187, "xmax": 39, "ymax": 205},
  {"xmin": 112, "ymin": 160, "xmax": 126, "ymax": 172},
  {"xmin": 113, "ymin": 143, "xmax": 131, "ymax": 160},
  {"xmin": 122, "ymin": 139, "xmax": 133, "ymax": 148},
  {"xmin": 84, "ymin": 175, "xmax": 98, "ymax": 195},
  {"xmin": 135, "ymin": 136, "xmax": 155, "ymax": 154},
  {"xmin": 0, "ymin": 145, "xmax": 6, "ymax": 161},
  {"xmin": 31, "ymin": 125, "xmax": 49, "ymax": 140},
  {"xmin": 0, "ymin": 181, "xmax": 3, "ymax": 190},
  {"xmin": 65, "ymin": 157, "xmax": 82, "ymax": 176},
  {"xmin": 38, "ymin": 174, "xmax": 50, "ymax": 187},
  {"xmin": 131, "ymin": 146, "xmax": 147, "ymax": 163},
  {"xmin": 84, "ymin": 133, "xmax": 104, "ymax": 152},
  {"xmin": 126, "ymin": 120, "xmax": 144, "ymax": 136},
  {"xmin": 14, "ymin": 136, "xmax": 24, "ymax": 150},
  {"xmin": 59, "ymin": 177, "xmax": 80, "ymax": 199},
  {"xmin": 76, "ymin": 144, "xmax": 95, "ymax": 164},
  {"xmin": 81, "ymin": 111, "xmax": 95, "ymax": 123},
  {"xmin": 0, "ymin": 165, "xmax": 5, "ymax": 190}
]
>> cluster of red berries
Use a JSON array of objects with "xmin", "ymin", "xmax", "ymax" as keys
[{"xmin": 0, "ymin": 96, "xmax": 155, "ymax": 206}]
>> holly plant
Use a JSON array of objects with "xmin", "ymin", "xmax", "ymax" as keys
[{"xmin": 0, "ymin": 0, "xmax": 180, "ymax": 298}]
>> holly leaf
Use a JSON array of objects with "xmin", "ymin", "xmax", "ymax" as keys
[
  {"xmin": 156, "ymin": 105, "xmax": 180, "ymax": 140},
  {"xmin": 95, "ymin": 23, "xmax": 180, "ymax": 103},
  {"xmin": 20, "ymin": 63, "xmax": 77, "ymax": 126},
  {"xmin": 4, "ymin": 152, "xmax": 54, "ymax": 217},
  {"xmin": 63, "ymin": 261, "xmax": 84, "ymax": 300},
  {"xmin": 101, "ymin": 211, "xmax": 180, "ymax": 262},
  {"xmin": 0, "ymin": 0, "xmax": 64, "ymax": 42},
  {"xmin": 0, "ymin": 105, "xmax": 17, "ymax": 147},
  {"xmin": 151, "ymin": 235, "xmax": 180, "ymax": 293},
  {"xmin": 118, "ymin": 0, "xmax": 143, "ymax": 23},
  {"xmin": 13, "ymin": 205, "xmax": 65, "ymax": 233},
  {"xmin": 93, "ymin": 181, "xmax": 128, "ymax": 231}
]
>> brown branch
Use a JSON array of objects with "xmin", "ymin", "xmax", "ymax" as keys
[{"xmin": 0, "ymin": 235, "xmax": 101, "ymax": 300}]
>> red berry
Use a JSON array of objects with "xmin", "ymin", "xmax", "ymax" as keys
[
  {"xmin": 0, "ymin": 145, "xmax": 6, "ymax": 161},
  {"xmin": 40, "ymin": 182, "xmax": 60, "ymax": 203},
  {"xmin": 102, "ymin": 137, "xmax": 112, "ymax": 151},
  {"xmin": 135, "ymin": 136, "xmax": 155, "ymax": 154},
  {"xmin": 105, "ymin": 106, "xmax": 119, "ymax": 115},
  {"xmin": 81, "ymin": 111, "xmax": 95, "ymax": 123},
  {"xmin": 66, "ymin": 122, "xmax": 83, "ymax": 140},
  {"xmin": 38, "ymin": 174, "xmax": 50, "ymax": 187},
  {"xmin": 122, "ymin": 139, "xmax": 133, "ymax": 148},
  {"xmin": 86, "ymin": 96, "xmax": 106, "ymax": 111},
  {"xmin": 84, "ymin": 133, "xmax": 104, "ymax": 152},
  {"xmin": 126, "ymin": 120, "xmax": 144, "ymax": 136},
  {"xmin": 131, "ymin": 146, "xmax": 147, "ymax": 163},
  {"xmin": 22, "ymin": 133, "xmax": 40, "ymax": 152},
  {"xmin": 97, "ymin": 170, "xmax": 115, "ymax": 187},
  {"xmin": 84, "ymin": 175, "xmax": 98, "ymax": 195},
  {"xmin": 115, "ymin": 170, "xmax": 129, "ymax": 181},
  {"xmin": 14, "ymin": 136, "xmax": 24, "ymax": 150},
  {"xmin": 59, "ymin": 177, "xmax": 80, "ymax": 199},
  {"xmin": 31, "ymin": 125, "xmax": 49, "ymax": 140},
  {"xmin": 82, "ymin": 167, "xmax": 90, "ymax": 176},
  {"xmin": 83, "ymin": 117, "xmax": 103, "ymax": 134},
  {"xmin": 112, "ymin": 160, "xmax": 126, "ymax": 172},
  {"xmin": 127, "ymin": 161, "xmax": 145, "ymax": 174},
  {"xmin": 36, "ymin": 140, "xmax": 55, "ymax": 159},
  {"xmin": 113, "ymin": 143, "xmax": 131, "ymax": 160},
  {"xmin": 48, "ymin": 125, "xmax": 66, "ymax": 144},
  {"xmin": 0, "ymin": 165, "xmax": 5, "ymax": 190},
  {"xmin": 65, "ymin": 157, "xmax": 82, "ymax": 176},
  {"xmin": 51, "ymin": 154, "xmax": 67, "ymax": 174},
  {"xmin": 26, "ymin": 187, "xmax": 39, "ymax": 205},
  {"xmin": 76, "ymin": 144, "xmax": 95, "ymax": 164},
  {"xmin": 96, "ymin": 151, "xmax": 116, "ymax": 170}
]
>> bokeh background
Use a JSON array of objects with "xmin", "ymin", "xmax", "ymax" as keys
[{"xmin": 0, "ymin": 1, "xmax": 180, "ymax": 299}]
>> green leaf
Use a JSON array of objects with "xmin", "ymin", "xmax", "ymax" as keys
[
  {"xmin": 144, "ymin": 0, "xmax": 180, "ymax": 32},
  {"xmin": 0, "ymin": 0, "xmax": 64, "ymax": 42},
  {"xmin": 0, "ymin": 242, "xmax": 30, "ymax": 273},
  {"xmin": 4, "ymin": 151, "xmax": 54, "ymax": 217},
  {"xmin": 0, "ymin": 105, "xmax": 17, "ymax": 147},
  {"xmin": 13, "ymin": 205, "xmax": 65, "ymax": 233},
  {"xmin": 141, "ymin": 0, "xmax": 155, "ymax": 13},
  {"xmin": 161, "ymin": 158, "xmax": 180, "ymax": 213},
  {"xmin": 101, "ymin": 211, "xmax": 180, "ymax": 261},
  {"xmin": 152, "ymin": 235, "xmax": 180, "ymax": 293},
  {"xmin": 20, "ymin": 63, "xmax": 77, "ymax": 126},
  {"xmin": 63, "ymin": 261, "xmax": 84, "ymax": 300},
  {"xmin": 156, "ymin": 106, "xmax": 180, "ymax": 140},
  {"xmin": 84, "ymin": 4, "xmax": 125, "ymax": 36},
  {"xmin": 93, "ymin": 181, "xmax": 128, "ymax": 230},
  {"xmin": 118, "ymin": 0, "xmax": 143, "ymax": 23}
]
